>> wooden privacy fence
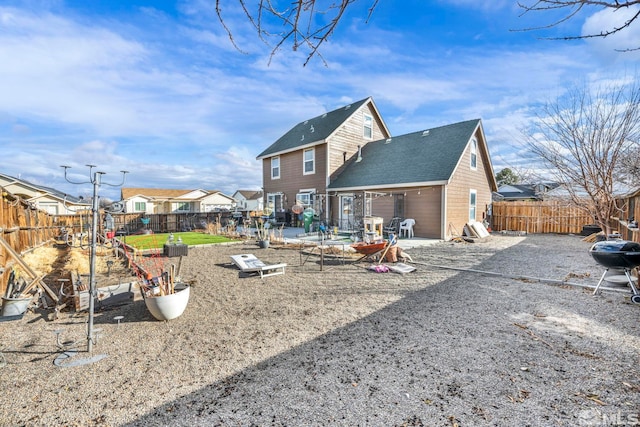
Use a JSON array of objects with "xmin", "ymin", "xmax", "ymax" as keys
[
  {"xmin": 0, "ymin": 193, "xmax": 59, "ymax": 295},
  {"xmin": 53, "ymin": 211, "xmax": 236, "ymax": 235},
  {"xmin": 491, "ymin": 201, "xmax": 594, "ymax": 234}
]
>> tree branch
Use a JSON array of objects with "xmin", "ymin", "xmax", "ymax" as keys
[
  {"xmin": 515, "ymin": 1, "xmax": 640, "ymax": 51},
  {"xmin": 216, "ymin": 0, "xmax": 371, "ymax": 66}
]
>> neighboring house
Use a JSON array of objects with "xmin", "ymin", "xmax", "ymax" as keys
[
  {"xmin": 120, "ymin": 188, "xmax": 235, "ymax": 214},
  {"xmin": 232, "ymin": 190, "xmax": 264, "ymax": 212},
  {"xmin": 0, "ymin": 172, "xmax": 89, "ymax": 214},
  {"xmin": 495, "ymin": 182, "xmax": 560, "ymax": 201},
  {"xmin": 257, "ymin": 97, "xmax": 498, "ymax": 239}
]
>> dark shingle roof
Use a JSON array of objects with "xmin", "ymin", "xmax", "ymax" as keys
[
  {"xmin": 256, "ymin": 97, "xmax": 371, "ymax": 159},
  {"xmin": 496, "ymin": 182, "xmax": 561, "ymax": 200},
  {"xmin": 328, "ymin": 119, "xmax": 481, "ymax": 190},
  {"xmin": 496, "ymin": 184, "xmax": 538, "ymax": 200}
]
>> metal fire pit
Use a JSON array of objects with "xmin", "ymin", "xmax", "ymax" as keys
[{"xmin": 589, "ymin": 240, "xmax": 640, "ymax": 304}]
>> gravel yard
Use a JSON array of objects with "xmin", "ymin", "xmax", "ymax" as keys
[{"xmin": 0, "ymin": 234, "xmax": 638, "ymax": 426}]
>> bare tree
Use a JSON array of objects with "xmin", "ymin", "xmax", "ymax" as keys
[
  {"xmin": 215, "ymin": 0, "xmax": 379, "ymax": 65},
  {"xmin": 523, "ymin": 79, "xmax": 640, "ymax": 234},
  {"xmin": 619, "ymin": 144, "xmax": 640, "ymax": 181},
  {"xmin": 517, "ymin": 1, "xmax": 640, "ymax": 51}
]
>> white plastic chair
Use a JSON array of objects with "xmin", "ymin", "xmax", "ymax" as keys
[{"xmin": 399, "ymin": 219, "xmax": 415, "ymax": 238}]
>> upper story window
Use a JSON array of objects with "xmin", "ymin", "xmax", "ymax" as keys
[
  {"xmin": 271, "ymin": 156, "xmax": 280, "ymax": 179},
  {"xmin": 134, "ymin": 201, "xmax": 146, "ymax": 212},
  {"xmin": 364, "ymin": 114, "xmax": 373, "ymax": 139},
  {"xmin": 470, "ymin": 138, "xmax": 477, "ymax": 170},
  {"xmin": 303, "ymin": 148, "xmax": 315, "ymax": 175}
]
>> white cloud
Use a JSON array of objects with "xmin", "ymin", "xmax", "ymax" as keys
[{"xmin": 582, "ymin": 5, "xmax": 640, "ymax": 60}]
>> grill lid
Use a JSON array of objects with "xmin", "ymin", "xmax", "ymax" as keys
[
  {"xmin": 590, "ymin": 240, "xmax": 640, "ymax": 253},
  {"xmin": 589, "ymin": 240, "xmax": 640, "ymax": 269}
]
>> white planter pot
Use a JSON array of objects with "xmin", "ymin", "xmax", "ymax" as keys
[{"xmin": 143, "ymin": 284, "xmax": 190, "ymax": 321}]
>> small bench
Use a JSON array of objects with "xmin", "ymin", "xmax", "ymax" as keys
[{"xmin": 230, "ymin": 254, "xmax": 287, "ymax": 279}]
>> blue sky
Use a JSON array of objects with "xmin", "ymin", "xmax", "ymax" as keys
[{"xmin": 1, "ymin": 0, "xmax": 639, "ymax": 200}]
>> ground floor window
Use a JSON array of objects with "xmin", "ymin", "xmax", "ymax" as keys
[
  {"xmin": 469, "ymin": 189, "xmax": 477, "ymax": 222},
  {"xmin": 296, "ymin": 189, "xmax": 315, "ymax": 207}
]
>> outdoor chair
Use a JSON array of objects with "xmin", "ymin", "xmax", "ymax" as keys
[
  {"xmin": 399, "ymin": 218, "xmax": 416, "ymax": 238},
  {"xmin": 230, "ymin": 254, "xmax": 287, "ymax": 279},
  {"xmin": 383, "ymin": 217, "xmax": 402, "ymax": 237}
]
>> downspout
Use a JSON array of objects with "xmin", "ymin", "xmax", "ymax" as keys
[{"xmin": 326, "ymin": 140, "xmax": 331, "ymax": 225}]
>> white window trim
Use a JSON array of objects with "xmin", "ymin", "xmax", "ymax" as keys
[
  {"xmin": 175, "ymin": 202, "xmax": 191, "ymax": 212},
  {"xmin": 470, "ymin": 138, "xmax": 478, "ymax": 170},
  {"xmin": 469, "ymin": 189, "xmax": 477, "ymax": 222},
  {"xmin": 271, "ymin": 156, "xmax": 280, "ymax": 180},
  {"xmin": 134, "ymin": 201, "xmax": 147, "ymax": 212},
  {"xmin": 266, "ymin": 192, "xmax": 284, "ymax": 214},
  {"xmin": 303, "ymin": 148, "xmax": 315, "ymax": 175},
  {"xmin": 296, "ymin": 188, "xmax": 316, "ymax": 207},
  {"xmin": 363, "ymin": 114, "xmax": 373, "ymax": 140}
]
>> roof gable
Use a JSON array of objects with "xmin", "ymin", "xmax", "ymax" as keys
[
  {"xmin": 328, "ymin": 119, "xmax": 481, "ymax": 190},
  {"xmin": 234, "ymin": 190, "xmax": 262, "ymax": 200},
  {"xmin": 180, "ymin": 189, "xmax": 209, "ymax": 199},
  {"xmin": 256, "ymin": 97, "xmax": 389, "ymax": 159}
]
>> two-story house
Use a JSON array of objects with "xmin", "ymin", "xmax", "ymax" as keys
[
  {"xmin": 257, "ymin": 97, "xmax": 497, "ymax": 240},
  {"xmin": 256, "ymin": 97, "xmax": 391, "ymax": 221}
]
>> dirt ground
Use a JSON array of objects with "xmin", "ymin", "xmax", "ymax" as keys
[{"xmin": 0, "ymin": 234, "xmax": 638, "ymax": 426}]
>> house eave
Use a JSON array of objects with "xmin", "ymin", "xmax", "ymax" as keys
[
  {"xmin": 329, "ymin": 180, "xmax": 448, "ymax": 192},
  {"xmin": 256, "ymin": 139, "xmax": 327, "ymax": 161}
]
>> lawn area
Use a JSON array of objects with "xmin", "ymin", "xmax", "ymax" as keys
[{"xmin": 119, "ymin": 232, "xmax": 237, "ymax": 250}]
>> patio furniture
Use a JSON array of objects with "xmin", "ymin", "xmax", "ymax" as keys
[
  {"xmin": 363, "ymin": 216, "xmax": 384, "ymax": 238},
  {"xmin": 230, "ymin": 254, "xmax": 287, "ymax": 279},
  {"xmin": 383, "ymin": 217, "xmax": 402, "ymax": 237},
  {"xmin": 399, "ymin": 219, "xmax": 416, "ymax": 238}
]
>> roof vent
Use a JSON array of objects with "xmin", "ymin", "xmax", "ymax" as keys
[
  {"xmin": 304, "ymin": 120, "xmax": 308, "ymax": 124},
  {"xmin": 301, "ymin": 134, "xmax": 305, "ymax": 141},
  {"xmin": 422, "ymin": 130, "xmax": 430, "ymax": 136},
  {"xmin": 310, "ymin": 125, "xmax": 315, "ymax": 133},
  {"xmin": 344, "ymin": 104, "xmax": 351, "ymax": 110},
  {"xmin": 385, "ymin": 138, "xmax": 392, "ymax": 144},
  {"xmin": 322, "ymin": 113, "xmax": 327, "ymax": 118},
  {"xmin": 355, "ymin": 145, "xmax": 363, "ymax": 163}
]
